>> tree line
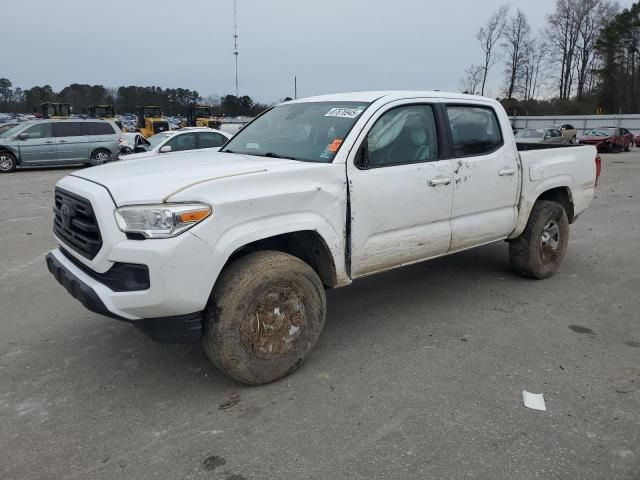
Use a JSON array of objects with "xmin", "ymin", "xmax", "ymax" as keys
[
  {"xmin": 0, "ymin": 80, "xmax": 271, "ymax": 117},
  {"xmin": 462, "ymin": 0, "xmax": 640, "ymax": 115}
]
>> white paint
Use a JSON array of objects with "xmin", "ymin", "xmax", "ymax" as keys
[
  {"xmin": 522, "ymin": 391, "xmax": 547, "ymax": 411},
  {"xmin": 47, "ymin": 90, "xmax": 595, "ymax": 323}
]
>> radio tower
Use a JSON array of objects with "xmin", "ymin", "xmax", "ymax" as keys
[{"xmin": 233, "ymin": 0, "xmax": 239, "ymax": 98}]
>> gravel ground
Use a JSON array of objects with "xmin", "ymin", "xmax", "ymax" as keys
[{"xmin": 1, "ymin": 154, "xmax": 638, "ymax": 480}]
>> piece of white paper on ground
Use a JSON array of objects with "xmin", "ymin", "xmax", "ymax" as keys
[{"xmin": 522, "ymin": 391, "xmax": 547, "ymax": 411}]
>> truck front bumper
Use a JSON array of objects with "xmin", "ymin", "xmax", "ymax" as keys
[{"xmin": 46, "ymin": 249, "xmax": 203, "ymax": 344}]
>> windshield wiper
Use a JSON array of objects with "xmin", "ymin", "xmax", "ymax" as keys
[
  {"xmin": 263, "ymin": 152, "xmax": 299, "ymax": 160},
  {"xmin": 222, "ymin": 149, "xmax": 235, "ymax": 153}
]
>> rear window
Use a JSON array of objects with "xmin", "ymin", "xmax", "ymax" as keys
[
  {"xmin": 85, "ymin": 122, "xmax": 115, "ymax": 135},
  {"xmin": 53, "ymin": 122, "xmax": 83, "ymax": 137},
  {"xmin": 446, "ymin": 105, "xmax": 504, "ymax": 157}
]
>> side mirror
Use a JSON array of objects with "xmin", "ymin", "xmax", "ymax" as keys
[
  {"xmin": 159, "ymin": 145, "xmax": 172, "ymax": 153},
  {"xmin": 17, "ymin": 132, "xmax": 29, "ymax": 140},
  {"xmin": 134, "ymin": 145, "xmax": 147, "ymax": 153}
]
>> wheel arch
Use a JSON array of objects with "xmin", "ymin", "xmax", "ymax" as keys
[
  {"xmin": 509, "ymin": 184, "xmax": 575, "ymax": 239},
  {"xmin": 223, "ymin": 230, "xmax": 340, "ymax": 288}
]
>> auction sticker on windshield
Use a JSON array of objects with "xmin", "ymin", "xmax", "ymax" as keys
[{"xmin": 325, "ymin": 107, "xmax": 365, "ymax": 118}]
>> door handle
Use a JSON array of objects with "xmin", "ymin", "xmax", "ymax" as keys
[
  {"xmin": 45, "ymin": 141, "xmax": 54, "ymax": 144},
  {"xmin": 498, "ymin": 168, "xmax": 516, "ymax": 176},
  {"xmin": 428, "ymin": 176, "xmax": 452, "ymax": 186},
  {"xmin": 58, "ymin": 140, "xmax": 67, "ymax": 143}
]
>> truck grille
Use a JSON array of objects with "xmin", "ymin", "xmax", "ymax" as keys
[{"xmin": 53, "ymin": 188, "xmax": 102, "ymax": 260}]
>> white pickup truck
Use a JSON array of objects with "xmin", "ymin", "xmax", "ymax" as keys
[{"xmin": 47, "ymin": 91, "xmax": 599, "ymax": 385}]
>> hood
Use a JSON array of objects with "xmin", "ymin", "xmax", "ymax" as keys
[
  {"xmin": 71, "ymin": 150, "xmax": 319, "ymax": 205},
  {"xmin": 118, "ymin": 150, "xmax": 155, "ymax": 160}
]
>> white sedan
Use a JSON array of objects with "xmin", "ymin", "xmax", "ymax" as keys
[{"xmin": 120, "ymin": 128, "xmax": 232, "ymax": 160}]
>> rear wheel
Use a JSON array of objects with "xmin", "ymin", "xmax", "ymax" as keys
[
  {"xmin": 509, "ymin": 200, "xmax": 569, "ymax": 279},
  {"xmin": 0, "ymin": 152, "xmax": 17, "ymax": 173},
  {"xmin": 202, "ymin": 251, "xmax": 326, "ymax": 385},
  {"xmin": 89, "ymin": 149, "xmax": 110, "ymax": 166}
]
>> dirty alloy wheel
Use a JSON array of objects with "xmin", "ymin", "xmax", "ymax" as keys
[
  {"xmin": 509, "ymin": 200, "xmax": 569, "ymax": 279},
  {"xmin": 90, "ymin": 149, "xmax": 110, "ymax": 166},
  {"xmin": 202, "ymin": 251, "xmax": 326, "ymax": 385},
  {"xmin": 0, "ymin": 152, "xmax": 17, "ymax": 173}
]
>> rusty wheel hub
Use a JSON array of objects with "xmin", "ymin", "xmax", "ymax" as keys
[{"xmin": 240, "ymin": 287, "xmax": 306, "ymax": 359}]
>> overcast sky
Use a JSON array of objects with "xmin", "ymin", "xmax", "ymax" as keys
[{"xmin": 1, "ymin": 0, "xmax": 634, "ymax": 103}]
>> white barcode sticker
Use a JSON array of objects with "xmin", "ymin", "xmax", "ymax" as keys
[{"xmin": 325, "ymin": 107, "xmax": 364, "ymax": 118}]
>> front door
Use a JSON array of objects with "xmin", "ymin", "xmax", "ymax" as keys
[
  {"xmin": 53, "ymin": 122, "xmax": 89, "ymax": 162},
  {"xmin": 347, "ymin": 102, "xmax": 454, "ymax": 277},
  {"xmin": 443, "ymin": 103, "xmax": 520, "ymax": 251},
  {"xmin": 17, "ymin": 122, "xmax": 57, "ymax": 164}
]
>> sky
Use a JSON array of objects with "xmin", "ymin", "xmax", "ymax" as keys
[{"xmin": 1, "ymin": 0, "xmax": 634, "ymax": 103}]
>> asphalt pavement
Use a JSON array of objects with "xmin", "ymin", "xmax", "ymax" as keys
[{"xmin": 1, "ymin": 156, "xmax": 639, "ymax": 480}]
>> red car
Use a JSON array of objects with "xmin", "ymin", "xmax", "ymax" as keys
[{"xmin": 579, "ymin": 127, "xmax": 634, "ymax": 152}]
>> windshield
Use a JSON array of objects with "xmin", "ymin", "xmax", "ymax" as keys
[
  {"xmin": 222, "ymin": 101, "xmax": 370, "ymax": 162},
  {"xmin": 515, "ymin": 128, "xmax": 544, "ymax": 139},
  {"xmin": 143, "ymin": 107, "xmax": 162, "ymax": 118},
  {"xmin": 147, "ymin": 133, "xmax": 173, "ymax": 149},
  {"xmin": 0, "ymin": 123, "xmax": 24, "ymax": 138},
  {"xmin": 94, "ymin": 106, "xmax": 113, "ymax": 117},
  {"xmin": 585, "ymin": 128, "xmax": 615, "ymax": 137},
  {"xmin": 195, "ymin": 107, "xmax": 211, "ymax": 118}
]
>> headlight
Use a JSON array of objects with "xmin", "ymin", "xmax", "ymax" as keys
[{"xmin": 114, "ymin": 203, "xmax": 211, "ymax": 238}]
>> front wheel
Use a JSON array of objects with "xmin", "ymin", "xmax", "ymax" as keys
[
  {"xmin": 0, "ymin": 152, "xmax": 17, "ymax": 173},
  {"xmin": 202, "ymin": 251, "xmax": 326, "ymax": 385},
  {"xmin": 509, "ymin": 200, "xmax": 569, "ymax": 279},
  {"xmin": 89, "ymin": 149, "xmax": 111, "ymax": 166}
]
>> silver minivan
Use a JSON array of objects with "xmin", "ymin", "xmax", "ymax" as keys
[{"xmin": 0, "ymin": 119, "xmax": 121, "ymax": 173}]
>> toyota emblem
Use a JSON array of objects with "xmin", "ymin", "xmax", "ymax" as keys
[{"xmin": 60, "ymin": 203, "xmax": 72, "ymax": 228}]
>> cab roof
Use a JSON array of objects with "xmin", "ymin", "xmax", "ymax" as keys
[{"xmin": 284, "ymin": 90, "xmax": 496, "ymax": 105}]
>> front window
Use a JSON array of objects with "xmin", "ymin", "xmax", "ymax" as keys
[
  {"xmin": 24, "ymin": 123, "xmax": 52, "ymax": 139},
  {"xmin": 222, "ymin": 101, "xmax": 370, "ymax": 162},
  {"xmin": 165, "ymin": 133, "xmax": 197, "ymax": 152},
  {"xmin": 147, "ymin": 133, "xmax": 174, "ymax": 149},
  {"xmin": 143, "ymin": 107, "xmax": 162, "ymax": 118}
]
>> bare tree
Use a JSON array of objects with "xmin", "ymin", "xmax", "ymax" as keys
[
  {"xmin": 574, "ymin": 0, "xmax": 619, "ymax": 99},
  {"xmin": 502, "ymin": 9, "xmax": 531, "ymax": 99},
  {"xmin": 460, "ymin": 64, "xmax": 484, "ymax": 94},
  {"xmin": 520, "ymin": 38, "xmax": 548, "ymax": 100},
  {"xmin": 476, "ymin": 4, "xmax": 510, "ymax": 96},
  {"xmin": 546, "ymin": 0, "xmax": 580, "ymax": 99}
]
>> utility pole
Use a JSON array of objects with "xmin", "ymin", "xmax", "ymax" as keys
[
  {"xmin": 294, "ymin": 76, "xmax": 297, "ymax": 99},
  {"xmin": 233, "ymin": 0, "xmax": 239, "ymax": 98}
]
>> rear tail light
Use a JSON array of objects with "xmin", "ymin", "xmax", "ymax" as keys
[{"xmin": 595, "ymin": 153, "xmax": 602, "ymax": 185}]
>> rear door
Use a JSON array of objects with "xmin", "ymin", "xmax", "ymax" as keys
[
  {"xmin": 347, "ymin": 100, "xmax": 454, "ymax": 277},
  {"xmin": 444, "ymin": 102, "xmax": 519, "ymax": 251},
  {"xmin": 53, "ymin": 122, "xmax": 88, "ymax": 162},
  {"xmin": 17, "ymin": 122, "xmax": 57, "ymax": 163}
]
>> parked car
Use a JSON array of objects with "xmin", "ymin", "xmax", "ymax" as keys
[
  {"xmin": 119, "ymin": 127, "xmax": 231, "ymax": 160},
  {"xmin": 579, "ymin": 127, "xmax": 634, "ymax": 152},
  {"xmin": 46, "ymin": 91, "xmax": 598, "ymax": 385},
  {"xmin": 0, "ymin": 119, "xmax": 121, "ymax": 173},
  {"xmin": 555, "ymin": 124, "xmax": 577, "ymax": 143},
  {"xmin": 118, "ymin": 132, "xmax": 150, "ymax": 155},
  {"xmin": 515, "ymin": 127, "xmax": 568, "ymax": 144}
]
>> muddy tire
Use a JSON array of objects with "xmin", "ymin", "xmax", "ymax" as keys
[
  {"xmin": 202, "ymin": 251, "xmax": 326, "ymax": 385},
  {"xmin": 0, "ymin": 152, "xmax": 17, "ymax": 173},
  {"xmin": 509, "ymin": 200, "xmax": 569, "ymax": 279}
]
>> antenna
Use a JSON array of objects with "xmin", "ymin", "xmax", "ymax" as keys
[{"xmin": 233, "ymin": 0, "xmax": 239, "ymax": 98}]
